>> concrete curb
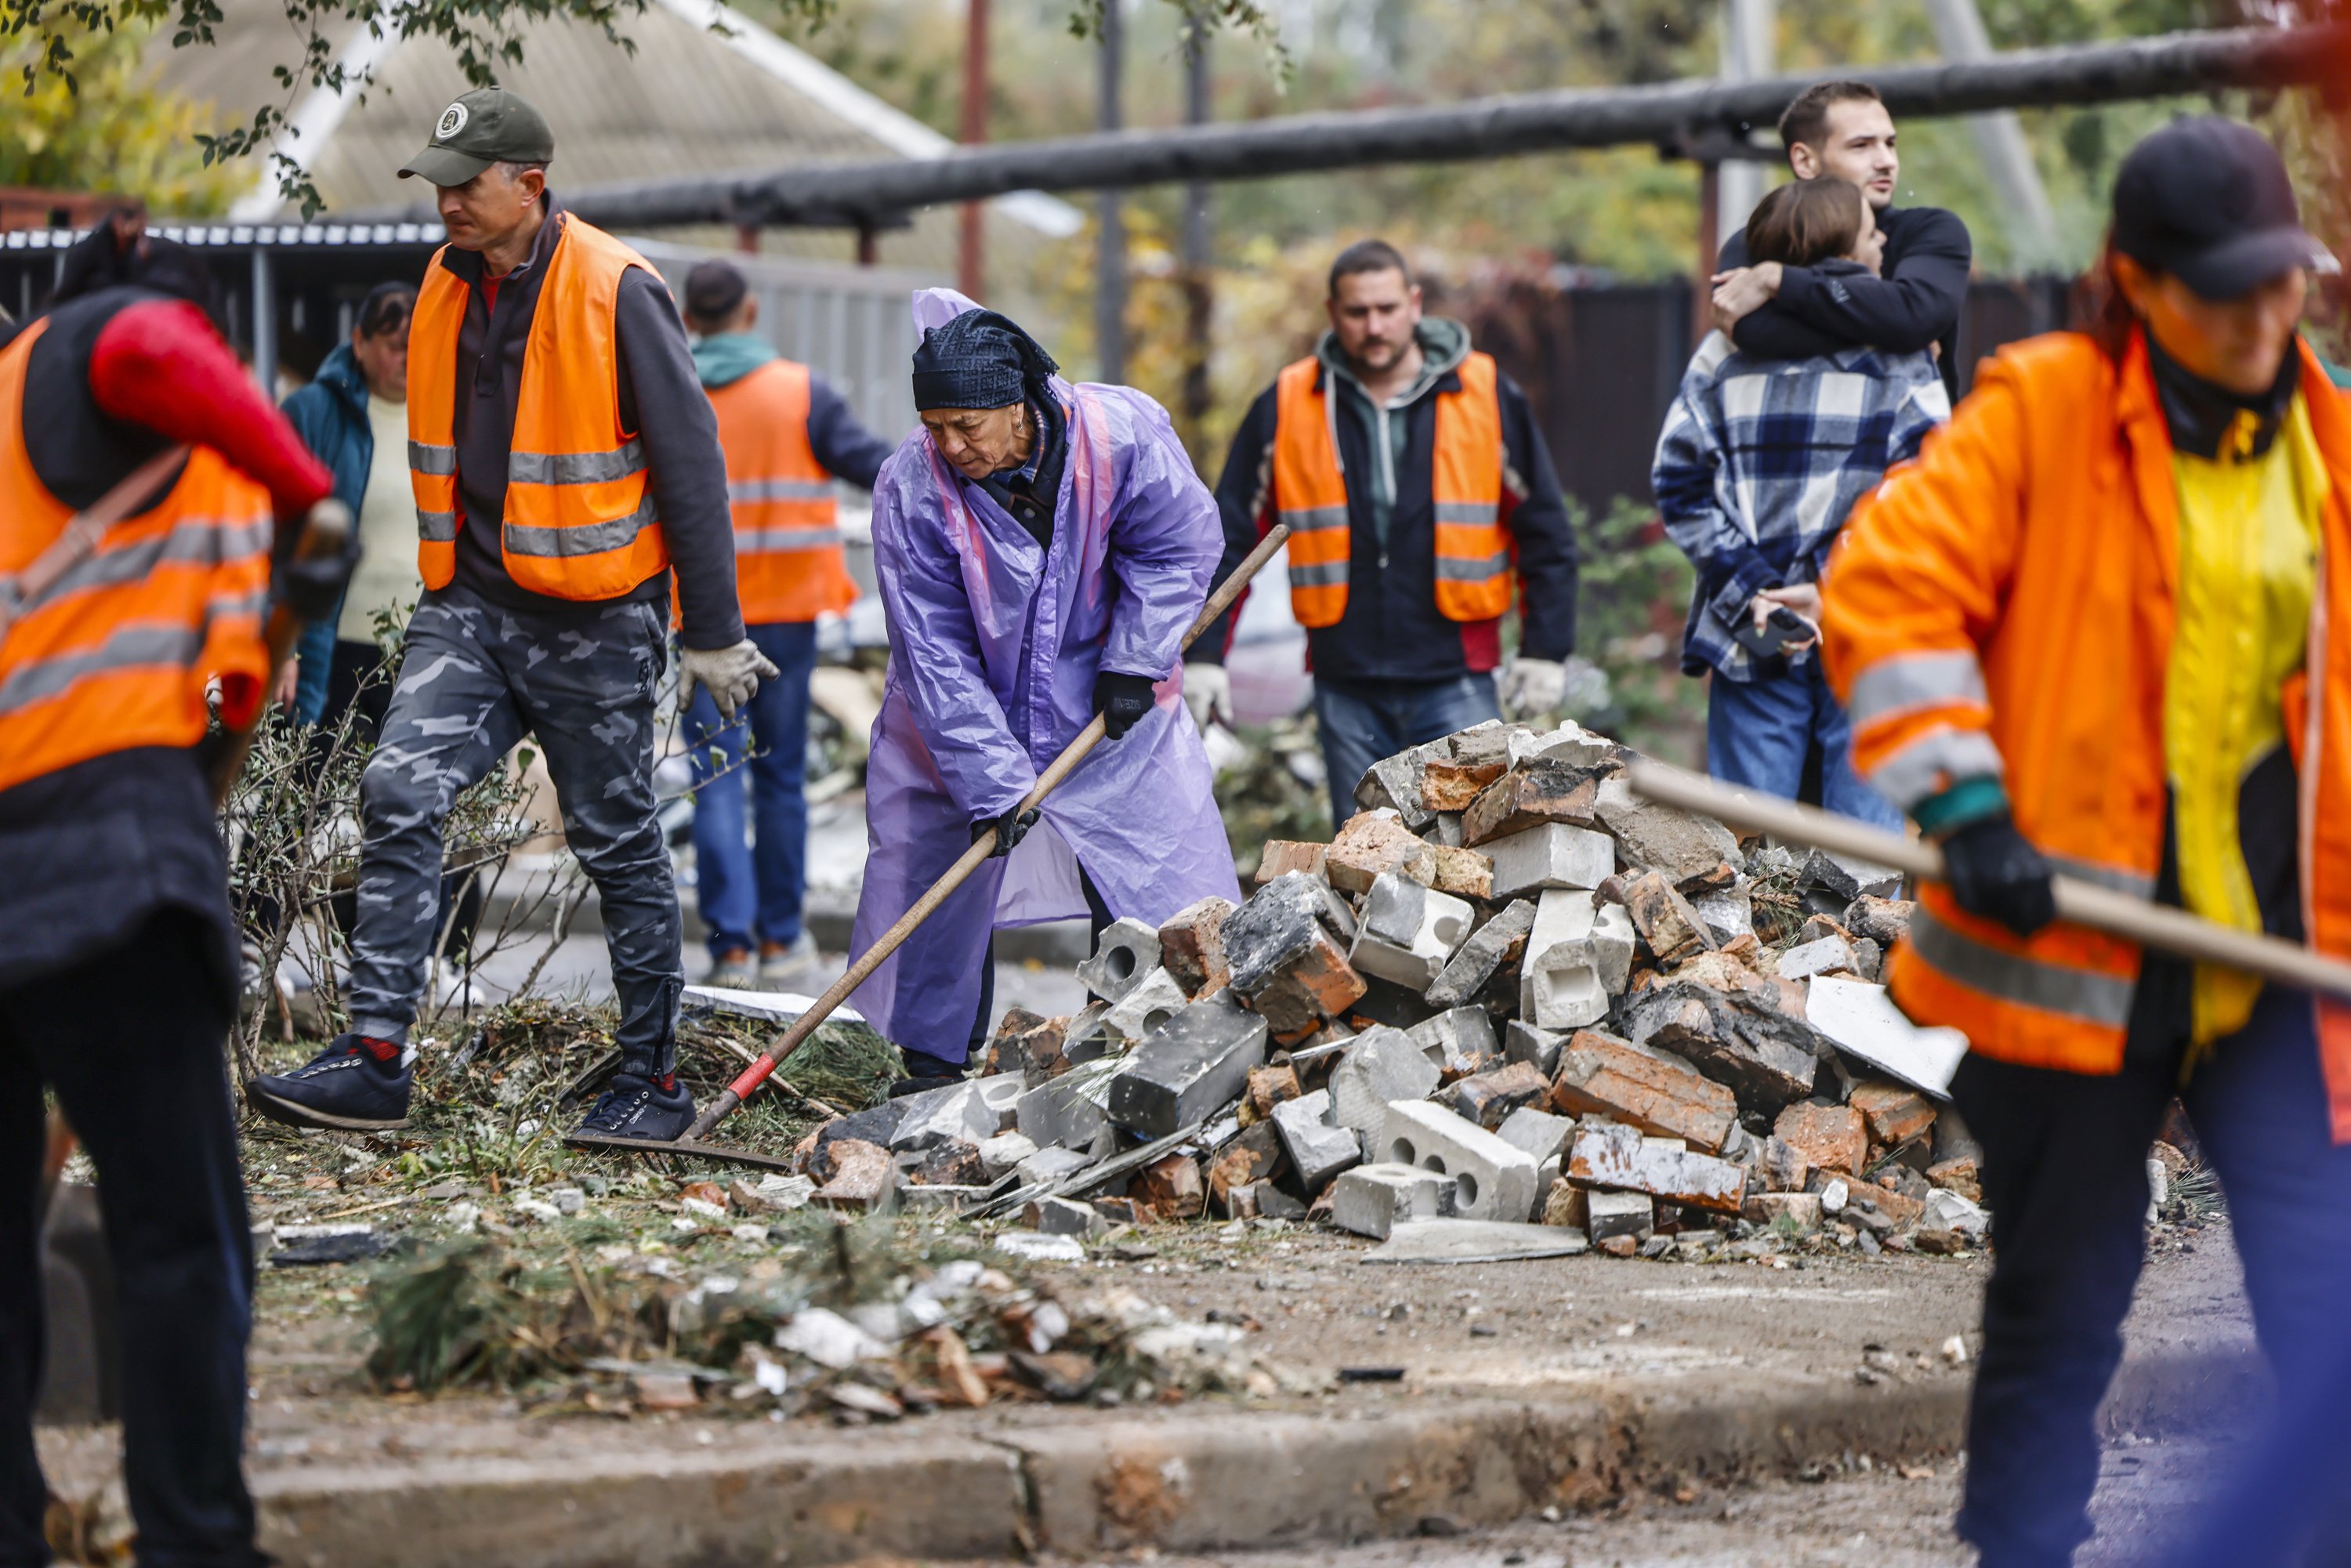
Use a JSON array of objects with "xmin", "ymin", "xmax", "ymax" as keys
[{"xmin": 254, "ymin": 1343, "xmax": 2260, "ymax": 1566}]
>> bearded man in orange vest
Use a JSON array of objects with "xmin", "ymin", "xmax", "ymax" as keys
[
  {"xmin": 250, "ymin": 89, "xmax": 770, "ymax": 1143},
  {"xmin": 1190, "ymin": 240, "xmax": 1581, "ymax": 820},
  {"xmin": 678, "ymin": 260, "xmax": 893, "ymax": 994}
]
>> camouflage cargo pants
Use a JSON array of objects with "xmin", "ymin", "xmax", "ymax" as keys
[{"xmin": 345, "ymin": 585, "xmax": 682, "ymax": 1077}]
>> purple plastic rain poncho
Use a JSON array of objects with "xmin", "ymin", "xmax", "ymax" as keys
[{"xmin": 847, "ymin": 290, "xmax": 1242, "ymax": 1061}]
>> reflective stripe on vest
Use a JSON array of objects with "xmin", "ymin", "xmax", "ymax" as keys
[
  {"xmin": 406, "ymin": 216, "xmax": 671, "ymax": 601},
  {"xmin": 0, "ymin": 318, "xmax": 273, "ymax": 795},
  {"xmin": 1269, "ymin": 349, "xmax": 1512, "ymax": 628},
  {"xmin": 1906, "ymin": 904, "xmax": 2138, "ymax": 1029},
  {"xmin": 707, "ymin": 358, "xmax": 857, "ymax": 625}
]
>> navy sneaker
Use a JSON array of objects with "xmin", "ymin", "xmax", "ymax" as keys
[
  {"xmin": 248, "ymin": 1033, "xmax": 412, "ymax": 1131},
  {"xmin": 575, "ymin": 1072, "xmax": 697, "ymax": 1143},
  {"xmin": 889, "ymin": 1052, "xmax": 965, "ymax": 1099}
]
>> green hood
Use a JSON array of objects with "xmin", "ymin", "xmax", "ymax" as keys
[
  {"xmin": 693, "ymin": 331, "xmax": 780, "ymax": 390},
  {"xmin": 1315, "ymin": 316, "xmax": 1472, "ymax": 401}
]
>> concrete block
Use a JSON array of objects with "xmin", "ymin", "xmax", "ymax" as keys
[
  {"xmin": 1496, "ymin": 1105, "xmax": 1572, "ymax": 1166},
  {"xmin": 1806, "ymin": 977, "xmax": 1969, "ymax": 1097},
  {"xmin": 1077, "ymin": 917, "xmax": 1162, "ymax": 1004},
  {"xmin": 1105, "ymin": 990, "xmax": 1269, "ymax": 1138},
  {"xmin": 1014, "ymin": 1144, "xmax": 1097, "ymax": 1188},
  {"xmin": 1565, "ymin": 1121, "xmax": 1745, "ymax": 1215},
  {"xmin": 1427, "ymin": 812, "xmax": 1465, "ymax": 847},
  {"xmin": 1015, "ymin": 1056, "xmax": 1123, "ymax": 1150},
  {"xmin": 1624, "ymin": 982, "xmax": 1821, "ymax": 1117},
  {"xmin": 1353, "ymin": 740, "xmax": 1448, "ymax": 830},
  {"xmin": 813, "ymin": 1139, "xmax": 897, "ymax": 1214},
  {"xmin": 1407, "ymin": 1005, "xmax": 1500, "ymax": 1077},
  {"xmin": 1349, "ymin": 871, "xmax": 1476, "ymax": 990},
  {"xmin": 1922, "ymin": 1187, "xmax": 1988, "ymax": 1240},
  {"xmin": 1462, "ymin": 762, "xmax": 1607, "ymax": 846},
  {"xmin": 1777, "ymin": 933, "xmax": 1862, "ymax": 981},
  {"xmin": 1851, "ymin": 1081, "xmax": 1938, "ymax": 1147},
  {"xmin": 977, "ymin": 1131, "xmax": 1038, "ymax": 1181},
  {"xmin": 1328, "ymin": 810, "xmax": 1438, "ymax": 896},
  {"xmin": 886, "ymin": 1081, "xmax": 998, "ymax": 1153},
  {"xmin": 1617, "ymin": 869, "xmax": 1718, "ymax": 965},
  {"xmin": 1420, "ymin": 757, "xmax": 1507, "ymax": 811},
  {"xmin": 1593, "ymin": 774, "xmax": 1741, "ymax": 883},
  {"xmin": 1550, "ymin": 1028, "xmax": 1737, "ymax": 1153},
  {"xmin": 1103, "ymin": 967, "xmax": 1190, "ymax": 1045},
  {"xmin": 1424, "ymin": 899, "xmax": 1536, "ymax": 1010},
  {"xmin": 1023, "ymin": 1196, "xmax": 1103, "ymax": 1237},
  {"xmin": 1379, "ymin": 1099, "xmax": 1541, "ymax": 1222},
  {"xmin": 1270, "ymin": 1087, "xmax": 1360, "ymax": 1193},
  {"xmin": 1330, "ymin": 1161, "xmax": 1454, "ymax": 1239},
  {"xmin": 1447, "ymin": 719, "xmax": 1524, "ymax": 768},
  {"xmin": 1444, "ymin": 1062, "xmax": 1552, "ymax": 1129},
  {"xmin": 1254, "ymin": 841, "xmax": 1328, "ymax": 885},
  {"xmin": 1582, "ymin": 1188, "xmax": 1654, "ymax": 1243},
  {"xmin": 973, "ymin": 1072, "xmax": 1023, "ymax": 1132},
  {"xmin": 1329, "ymin": 1025, "xmax": 1442, "ymax": 1139},
  {"xmin": 1773, "ymin": 1103, "xmax": 1867, "ymax": 1175},
  {"xmin": 1483, "ymin": 822, "xmax": 1616, "ymax": 897},
  {"xmin": 1157, "ymin": 897, "xmax": 1235, "ymax": 998},
  {"xmin": 1522, "ymin": 889, "xmax": 1635, "ymax": 1030},
  {"xmin": 1504, "ymin": 1019, "xmax": 1566, "ymax": 1077},
  {"xmin": 1691, "ymin": 885, "xmax": 1754, "ymax": 945},
  {"xmin": 1523, "ymin": 721, "xmax": 1625, "ymax": 771}
]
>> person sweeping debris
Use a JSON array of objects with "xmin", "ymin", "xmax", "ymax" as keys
[
  {"xmin": 1821, "ymin": 117, "xmax": 2351, "ymax": 1568},
  {"xmin": 849, "ymin": 290, "xmax": 1240, "ymax": 1099}
]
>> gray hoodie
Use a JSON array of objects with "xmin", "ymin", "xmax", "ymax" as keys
[{"xmin": 1315, "ymin": 317, "xmax": 1473, "ymax": 550}]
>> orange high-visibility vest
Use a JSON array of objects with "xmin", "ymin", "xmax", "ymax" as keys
[
  {"xmin": 1269, "ymin": 350, "xmax": 1511, "ymax": 628},
  {"xmin": 408, "ymin": 216, "xmax": 670, "ymax": 601},
  {"xmin": 0, "ymin": 319, "xmax": 273, "ymax": 796},
  {"xmin": 708, "ymin": 359, "xmax": 856, "ymax": 625}
]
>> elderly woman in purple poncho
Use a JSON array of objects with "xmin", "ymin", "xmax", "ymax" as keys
[{"xmin": 848, "ymin": 290, "xmax": 1242, "ymax": 1095}]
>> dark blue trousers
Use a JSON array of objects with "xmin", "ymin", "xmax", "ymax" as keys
[
  {"xmin": 1953, "ymin": 985, "xmax": 2351, "ymax": 1568},
  {"xmin": 1, "ymin": 911, "xmax": 259, "ymax": 1568},
  {"xmin": 684, "ymin": 620, "xmax": 820, "ymax": 959}
]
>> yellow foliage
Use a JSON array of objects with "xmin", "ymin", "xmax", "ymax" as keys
[{"xmin": 2, "ymin": 16, "xmax": 241, "ymax": 215}]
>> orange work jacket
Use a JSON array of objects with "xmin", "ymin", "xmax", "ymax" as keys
[
  {"xmin": 708, "ymin": 359, "xmax": 856, "ymax": 625},
  {"xmin": 0, "ymin": 319, "xmax": 273, "ymax": 796},
  {"xmin": 1270, "ymin": 351, "xmax": 1511, "ymax": 628},
  {"xmin": 408, "ymin": 216, "xmax": 669, "ymax": 601},
  {"xmin": 1821, "ymin": 328, "xmax": 2351, "ymax": 1138}
]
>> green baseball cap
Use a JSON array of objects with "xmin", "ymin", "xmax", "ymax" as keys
[{"xmin": 398, "ymin": 88, "xmax": 555, "ymax": 186}]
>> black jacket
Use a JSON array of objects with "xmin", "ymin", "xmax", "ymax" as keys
[
  {"xmin": 1197, "ymin": 328, "xmax": 1578, "ymax": 683},
  {"xmin": 437, "ymin": 199, "xmax": 744, "ymax": 650},
  {"xmin": 1719, "ymin": 204, "xmax": 1972, "ymax": 400}
]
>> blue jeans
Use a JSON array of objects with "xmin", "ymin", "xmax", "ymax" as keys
[
  {"xmin": 1313, "ymin": 674, "xmax": 1502, "ymax": 825},
  {"xmin": 686, "ymin": 621, "xmax": 818, "ymax": 959},
  {"xmin": 1704, "ymin": 660, "xmax": 1901, "ymax": 830}
]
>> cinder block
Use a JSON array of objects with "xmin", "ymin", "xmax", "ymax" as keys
[
  {"xmin": 1483, "ymin": 822, "xmax": 1617, "ymax": 897},
  {"xmin": 1777, "ymin": 933, "xmax": 1861, "ymax": 981},
  {"xmin": 1462, "ymin": 761, "xmax": 1607, "ymax": 846},
  {"xmin": 1270, "ymin": 1087, "xmax": 1360, "ymax": 1193},
  {"xmin": 977, "ymin": 1131, "xmax": 1038, "ymax": 1181},
  {"xmin": 1023, "ymin": 1195, "xmax": 1103, "ymax": 1237},
  {"xmin": 1329, "ymin": 1025, "xmax": 1442, "ymax": 1139},
  {"xmin": 1330, "ymin": 1161, "xmax": 1454, "ymax": 1240},
  {"xmin": 1583, "ymin": 1188, "xmax": 1654, "ymax": 1242},
  {"xmin": 1078, "ymin": 917, "xmax": 1162, "ymax": 1003},
  {"xmin": 1060, "ymin": 1001, "xmax": 1121, "ymax": 1066},
  {"xmin": 1014, "ymin": 1144, "xmax": 1097, "ymax": 1187},
  {"xmin": 1379, "ymin": 1099, "xmax": 1540, "ymax": 1222},
  {"xmin": 1566, "ymin": 1120, "xmax": 1746, "ymax": 1214},
  {"xmin": 1521, "ymin": 889, "xmax": 1635, "ymax": 1030},
  {"xmin": 1550, "ymin": 1028, "xmax": 1738, "ymax": 1153},
  {"xmin": 1158, "ymin": 897, "xmax": 1236, "ymax": 998},
  {"xmin": 1523, "ymin": 721, "xmax": 1624, "ymax": 771},
  {"xmin": 1104, "ymin": 990, "xmax": 1269, "ymax": 1138},
  {"xmin": 887, "ymin": 1081, "xmax": 999, "ymax": 1153},
  {"xmin": 1505, "ymin": 1019, "xmax": 1567, "ymax": 1076},
  {"xmin": 1426, "ymin": 899, "xmax": 1538, "ymax": 1010},
  {"xmin": 1349, "ymin": 872, "xmax": 1475, "ymax": 990},
  {"xmin": 1407, "ymin": 1005, "xmax": 1500, "ymax": 1077},
  {"xmin": 1328, "ymin": 810, "xmax": 1438, "ymax": 896},
  {"xmin": 1103, "ymin": 967, "xmax": 1190, "ymax": 1045},
  {"xmin": 1447, "ymin": 719, "xmax": 1525, "ymax": 769},
  {"xmin": 1497, "ymin": 1105, "xmax": 1572, "ymax": 1166},
  {"xmin": 1015, "ymin": 1056, "xmax": 1124, "ymax": 1150}
]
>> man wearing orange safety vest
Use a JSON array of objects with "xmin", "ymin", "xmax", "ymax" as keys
[
  {"xmin": 0, "ymin": 230, "xmax": 353, "ymax": 1568},
  {"xmin": 1192, "ymin": 239, "xmax": 1580, "ymax": 818},
  {"xmin": 679, "ymin": 259, "xmax": 893, "ymax": 993},
  {"xmin": 250, "ymin": 89, "xmax": 767, "ymax": 1143}
]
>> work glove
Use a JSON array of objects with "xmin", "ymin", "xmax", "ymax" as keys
[
  {"xmin": 1092, "ymin": 670, "xmax": 1157, "ymax": 741},
  {"xmin": 972, "ymin": 806, "xmax": 1041, "ymax": 859},
  {"xmin": 273, "ymin": 498, "xmax": 359, "ymax": 623},
  {"xmin": 1182, "ymin": 662, "xmax": 1233, "ymax": 733},
  {"xmin": 679, "ymin": 638, "xmax": 781, "ymax": 723},
  {"xmin": 1939, "ymin": 812, "xmax": 2058, "ymax": 938},
  {"xmin": 1498, "ymin": 657, "xmax": 1567, "ymax": 721}
]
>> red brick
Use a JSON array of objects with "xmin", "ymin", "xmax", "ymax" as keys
[
  {"xmin": 1773, "ymin": 1103, "xmax": 1867, "ymax": 1176},
  {"xmin": 1158, "ymin": 897, "xmax": 1235, "ymax": 998},
  {"xmin": 1244, "ymin": 1063, "xmax": 1302, "ymax": 1124},
  {"xmin": 1444, "ymin": 1061, "xmax": 1552, "ymax": 1130},
  {"xmin": 1462, "ymin": 762, "xmax": 1605, "ymax": 846},
  {"xmin": 1421, "ymin": 843, "xmax": 1495, "ymax": 900},
  {"xmin": 1327, "ymin": 812, "xmax": 1436, "ymax": 896},
  {"xmin": 1255, "ymin": 842, "xmax": 1328, "ymax": 885},
  {"xmin": 1849, "ymin": 1081, "xmax": 1938, "ymax": 1148},
  {"xmin": 1247, "ymin": 928, "xmax": 1367, "ymax": 1034},
  {"xmin": 1619, "ymin": 870, "xmax": 1717, "ymax": 965},
  {"xmin": 1925, "ymin": 1156, "xmax": 1981, "ymax": 1205},
  {"xmin": 812, "ymin": 1139, "xmax": 895, "ymax": 1213},
  {"xmin": 1421, "ymin": 758, "xmax": 1507, "ymax": 811},
  {"xmin": 1550, "ymin": 1029, "xmax": 1738, "ymax": 1153}
]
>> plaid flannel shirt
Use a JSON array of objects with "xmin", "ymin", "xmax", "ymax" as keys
[{"xmin": 1653, "ymin": 329, "xmax": 1949, "ymax": 682}]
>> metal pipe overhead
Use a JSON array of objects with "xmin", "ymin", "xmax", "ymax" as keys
[{"xmin": 348, "ymin": 24, "xmax": 2346, "ymax": 229}]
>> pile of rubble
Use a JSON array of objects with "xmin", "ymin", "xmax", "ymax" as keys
[{"xmin": 783, "ymin": 719, "xmax": 1991, "ymax": 1262}]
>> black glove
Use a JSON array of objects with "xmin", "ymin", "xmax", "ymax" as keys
[
  {"xmin": 273, "ymin": 498, "xmax": 360, "ymax": 624},
  {"xmin": 1940, "ymin": 812, "xmax": 2058, "ymax": 938},
  {"xmin": 1092, "ymin": 671, "xmax": 1157, "ymax": 740},
  {"xmin": 972, "ymin": 807, "xmax": 1041, "ymax": 859}
]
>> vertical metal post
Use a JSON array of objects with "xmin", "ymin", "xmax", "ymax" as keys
[
  {"xmin": 1923, "ymin": 0, "xmax": 2059, "ymax": 266},
  {"xmin": 1715, "ymin": 0, "xmax": 1775, "ymax": 242},
  {"xmin": 856, "ymin": 222, "xmax": 878, "ymax": 268},
  {"xmin": 1094, "ymin": 0, "xmax": 1126, "ymax": 383},
  {"xmin": 958, "ymin": 0, "xmax": 990, "ymax": 301},
  {"xmin": 250, "ymin": 246, "xmax": 277, "ymax": 396},
  {"xmin": 1179, "ymin": 19, "xmax": 1213, "ymax": 449}
]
